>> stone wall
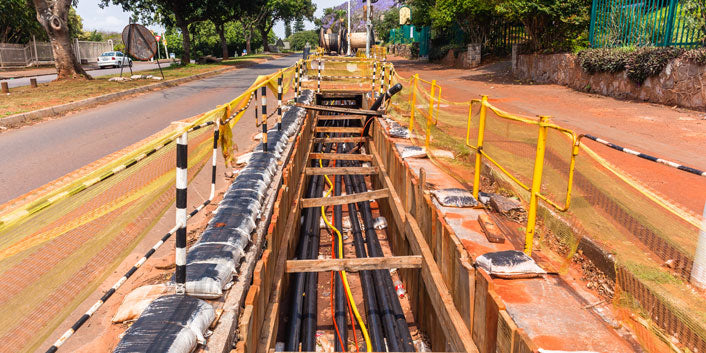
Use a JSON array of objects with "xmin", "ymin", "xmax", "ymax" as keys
[
  {"xmin": 388, "ymin": 44, "xmax": 417, "ymax": 59},
  {"xmin": 439, "ymin": 44, "xmax": 482, "ymax": 69},
  {"xmin": 513, "ymin": 52, "xmax": 706, "ymax": 110}
]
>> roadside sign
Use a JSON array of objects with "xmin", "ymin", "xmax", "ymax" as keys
[{"xmin": 121, "ymin": 24, "xmax": 157, "ymax": 60}]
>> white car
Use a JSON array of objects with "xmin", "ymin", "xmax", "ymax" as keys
[{"xmin": 97, "ymin": 51, "xmax": 133, "ymax": 68}]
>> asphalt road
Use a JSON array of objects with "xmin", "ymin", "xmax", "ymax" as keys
[
  {"xmin": 3, "ymin": 61, "xmax": 164, "ymax": 88},
  {"xmin": 0, "ymin": 54, "xmax": 299, "ymax": 203}
]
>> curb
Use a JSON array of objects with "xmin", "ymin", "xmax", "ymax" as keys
[{"xmin": 0, "ymin": 58, "xmax": 278, "ymax": 128}]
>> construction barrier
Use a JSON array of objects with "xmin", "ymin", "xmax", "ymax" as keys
[
  {"xmin": 387, "ymin": 68, "xmax": 706, "ymax": 353},
  {"xmin": 0, "ymin": 62, "xmax": 298, "ymax": 353}
]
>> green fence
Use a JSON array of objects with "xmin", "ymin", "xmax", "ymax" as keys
[
  {"xmin": 389, "ymin": 25, "xmax": 431, "ymax": 57},
  {"xmin": 589, "ymin": 0, "xmax": 705, "ymax": 48}
]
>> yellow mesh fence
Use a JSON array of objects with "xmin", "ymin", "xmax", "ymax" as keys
[
  {"xmin": 386, "ymin": 64, "xmax": 706, "ymax": 353},
  {"xmin": 0, "ymin": 64, "xmax": 298, "ymax": 353}
]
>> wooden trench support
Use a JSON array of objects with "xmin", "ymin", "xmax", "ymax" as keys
[{"xmin": 236, "ymin": 102, "xmax": 537, "ymax": 353}]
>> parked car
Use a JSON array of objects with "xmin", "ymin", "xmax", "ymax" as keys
[{"xmin": 97, "ymin": 51, "xmax": 132, "ymax": 68}]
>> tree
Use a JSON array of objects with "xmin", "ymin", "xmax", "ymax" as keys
[
  {"xmin": 294, "ymin": 17, "xmax": 305, "ymax": 32},
  {"xmin": 286, "ymin": 30, "xmax": 318, "ymax": 50},
  {"xmin": 247, "ymin": 0, "xmax": 316, "ymax": 52},
  {"xmin": 373, "ymin": 7, "xmax": 400, "ymax": 42},
  {"xmin": 32, "ymin": 0, "xmax": 90, "ymax": 80},
  {"xmin": 102, "ymin": 0, "xmax": 207, "ymax": 64},
  {"xmin": 0, "ymin": 0, "xmax": 46, "ymax": 43},
  {"xmin": 495, "ymin": 0, "xmax": 591, "ymax": 52},
  {"xmin": 284, "ymin": 19, "xmax": 292, "ymax": 38}
]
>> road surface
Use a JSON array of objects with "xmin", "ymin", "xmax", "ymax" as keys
[
  {"xmin": 0, "ymin": 54, "xmax": 299, "ymax": 203},
  {"xmin": 2, "ymin": 61, "xmax": 164, "ymax": 88}
]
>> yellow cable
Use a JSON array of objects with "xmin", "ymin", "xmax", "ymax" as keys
[{"xmin": 319, "ymin": 157, "xmax": 372, "ymax": 352}]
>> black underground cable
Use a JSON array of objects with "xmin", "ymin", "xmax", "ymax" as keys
[
  {"xmin": 333, "ymin": 139, "xmax": 348, "ymax": 352},
  {"xmin": 349, "ymin": 169, "xmax": 415, "ymax": 352}
]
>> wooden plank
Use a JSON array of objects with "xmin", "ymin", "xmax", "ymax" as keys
[
  {"xmin": 473, "ymin": 268, "xmax": 491, "ymax": 353},
  {"xmin": 296, "ymin": 103, "xmax": 381, "ymax": 116},
  {"xmin": 496, "ymin": 310, "xmax": 518, "ymax": 353},
  {"xmin": 309, "ymin": 153, "xmax": 373, "ymax": 161},
  {"xmin": 478, "ymin": 214, "xmax": 505, "ymax": 243},
  {"xmin": 286, "ymin": 255, "xmax": 422, "ymax": 272},
  {"xmin": 300, "ymin": 188, "xmax": 389, "ymax": 208},
  {"xmin": 512, "ymin": 328, "xmax": 537, "ymax": 353},
  {"xmin": 314, "ymin": 126, "xmax": 364, "ymax": 133},
  {"xmin": 315, "ymin": 115, "xmax": 365, "ymax": 121},
  {"xmin": 405, "ymin": 219, "xmax": 479, "ymax": 353},
  {"xmin": 313, "ymin": 137, "xmax": 366, "ymax": 143},
  {"xmin": 304, "ymin": 166, "xmax": 379, "ymax": 175}
]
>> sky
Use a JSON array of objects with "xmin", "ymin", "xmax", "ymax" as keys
[{"xmin": 75, "ymin": 0, "xmax": 347, "ymax": 38}]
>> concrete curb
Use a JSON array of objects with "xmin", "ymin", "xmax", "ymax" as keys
[{"xmin": 0, "ymin": 58, "xmax": 272, "ymax": 128}]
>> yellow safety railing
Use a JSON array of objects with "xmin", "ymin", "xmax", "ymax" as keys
[{"xmin": 405, "ymin": 76, "xmax": 579, "ymax": 255}]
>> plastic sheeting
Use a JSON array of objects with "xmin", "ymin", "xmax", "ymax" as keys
[
  {"xmin": 431, "ymin": 188, "xmax": 478, "ymax": 208},
  {"xmin": 475, "ymin": 250, "xmax": 546, "ymax": 279},
  {"xmin": 113, "ymin": 294, "xmax": 215, "ymax": 353}
]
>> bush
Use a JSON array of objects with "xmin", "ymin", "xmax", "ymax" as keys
[
  {"xmin": 577, "ymin": 47, "xmax": 685, "ymax": 84},
  {"xmin": 683, "ymin": 48, "xmax": 706, "ymax": 66}
]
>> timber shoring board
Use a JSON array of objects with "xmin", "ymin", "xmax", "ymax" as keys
[
  {"xmin": 285, "ymin": 255, "xmax": 422, "ymax": 272},
  {"xmin": 313, "ymin": 137, "xmax": 366, "ymax": 143},
  {"xmin": 314, "ymin": 126, "xmax": 364, "ymax": 133},
  {"xmin": 300, "ymin": 188, "xmax": 389, "ymax": 208},
  {"xmin": 296, "ymin": 103, "xmax": 381, "ymax": 115},
  {"xmin": 304, "ymin": 166, "xmax": 379, "ymax": 175},
  {"xmin": 315, "ymin": 115, "xmax": 365, "ymax": 121},
  {"xmin": 309, "ymin": 152, "xmax": 373, "ymax": 161}
]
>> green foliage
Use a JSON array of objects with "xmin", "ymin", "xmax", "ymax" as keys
[
  {"xmin": 374, "ymin": 7, "xmax": 400, "ymax": 43},
  {"xmin": 682, "ymin": 47, "xmax": 706, "ymax": 65},
  {"xmin": 429, "ymin": 43, "xmax": 465, "ymax": 60},
  {"xmin": 0, "ymin": 0, "xmax": 47, "ymax": 43},
  {"xmin": 577, "ymin": 47, "xmax": 686, "ymax": 84},
  {"xmin": 286, "ymin": 30, "xmax": 318, "ymax": 51},
  {"xmin": 577, "ymin": 47, "xmax": 633, "ymax": 73},
  {"xmin": 67, "ymin": 7, "xmax": 84, "ymax": 39},
  {"xmin": 495, "ymin": 0, "xmax": 591, "ymax": 52},
  {"xmin": 164, "ymin": 20, "xmax": 266, "ymax": 58},
  {"xmin": 294, "ymin": 17, "xmax": 305, "ymax": 32},
  {"xmin": 682, "ymin": 0, "xmax": 706, "ymax": 45}
]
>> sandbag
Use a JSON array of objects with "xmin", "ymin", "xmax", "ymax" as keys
[
  {"xmin": 176, "ymin": 261, "xmax": 234, "ymax": 299},
  {"xmin": 432, "ymin": 188, "xmax": 478, "ymax": 208},
  {"xmin": 112, "ymin": 283, "xmax": 169, "ymax": 323},
  {"xmin": 396, "ymin": 144, "xmax": 426, "ymax": 159},
  {"xmin": 199, "ymin": 227, "xmax": 251, "ymax": 251},
  {"xmin": 187, "ymin": 242, "xmax": 243, "ymax": 274},
  {"xmin": 475, "ymin": 250, "xmax": 546, "ymax": 279},
  {"xmin": 114, "ymin": 294, "xmax": 215, "ymax": 352}
]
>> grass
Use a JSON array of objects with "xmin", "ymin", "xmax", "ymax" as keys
[{"xmin": 0, "ymin": 54, "xmax": 281, "ymax": 119}]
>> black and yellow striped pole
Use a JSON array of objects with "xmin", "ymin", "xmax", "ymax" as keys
[{"xmin": 261, "ymin": 86, "xmax": 268, "ymax": 152}]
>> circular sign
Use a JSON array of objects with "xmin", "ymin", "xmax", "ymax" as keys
[{"xmin": 121, "ymin": 24, "xmax": 157, "ymax": 60}]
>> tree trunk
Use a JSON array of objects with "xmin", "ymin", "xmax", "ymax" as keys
[
  {"xmin": 259, "ymin": 23, "xmax": 270, "ymax": 52},
  {"xmin": 176, "ymin": 16, "xmax": 191, "ymax": 64},
  {"xmin": 32, "ymin": 0, "xmax": 90, "ymax": 80},
  {"xmin": 217, "ymin": 23, "xmax": 229, "ymax": 59},
  {"xmin": 245, "ymin": 28, "xmax": 252, "ymax": 55}
]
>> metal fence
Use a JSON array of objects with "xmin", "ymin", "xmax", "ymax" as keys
[
  {"xmin": 589, "ymin": 0, "xmax": 706, "ymax": 48},
  {"xmin": 0, "ymin": 39, "xmax": 114, "ymax": 68},
  {"xmin": 389, "ymin": 25, "xmax": 431, "ymax": 57}
]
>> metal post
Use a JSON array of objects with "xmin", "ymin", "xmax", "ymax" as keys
[
  {"xmin": 380, "ymin": 61, "xmax": 385, "ymax": 95},
  {"xmin": 409, "ymin": 74, "xmax": 418, "ymax": 134},
  {"xmin": 298, "ymin": 61, "xmax": 303, "ymax": 95},
  {"xmin": 210, "ymin": 119, "xmax": 219, "ymax": 200},
  {"xmin": 175, "ymin": 130, "xmax": 188, "ymax": 294},
  {"xmin": 426, "ymin": 80, "xmax": 436, "ymax": 150},
  {"xmin": 473, "ymin": 95, "xmax": 488, "ymax": 199},
  {"xmin": 366, "ymin": 0, "xmax": 371, "ymax": 57},
  {"xmin": 254, "ymin": 88, "xmax": 259, "ymax": 127},
  {"xmin": 524, "ymin": 116, "xmax": 549, "ymax": 256},
  {"xmin": 347, "ymin": 0, "xmax": 352, "ymax": 56},
  {"xmin": 386, "ymin": 63, "xmax": 391, "ymax": 91},
  {"xmin": 589, "ymin": 0, "xmax": 598, "ymax": 47},
  {"xmin": 261, "ymin": 86, "xmax": 268, "ymax": 152},
  {"xmin": 295, "ymin": 62, "xmax": 300, "ymax": 97},
  {"xmin": 371, "ymin": 61, "xmax": 377, "ymax": 95},
  {"xmin": 317, "ymin": 59, "xmax": 321, "ymax": 93},
  {"xmin": 277, "ymin": 72, "xmax": 283, "ymax": 131},
  {"xmin": 691, "ymin": 202, "xmax": 706, "ymax": 289}
]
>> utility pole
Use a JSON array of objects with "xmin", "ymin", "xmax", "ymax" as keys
[
  {"xmin": 366, "ymin": 0, "xmax": 371, "ymax": 57},
  {"xmin": 347, "ymin": 0, "xmax": 351, "ymax": 56}
]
